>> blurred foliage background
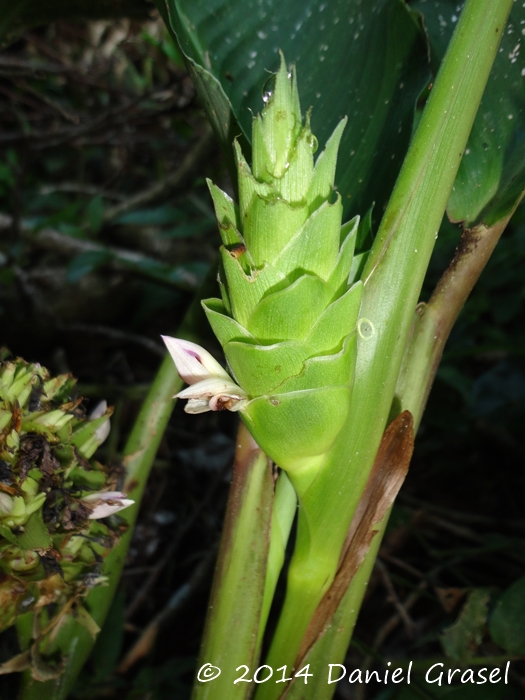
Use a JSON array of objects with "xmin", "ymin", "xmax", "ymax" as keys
[{"xmin": 0, "ymin": 8, "xmax": 524, "ymax": 700}]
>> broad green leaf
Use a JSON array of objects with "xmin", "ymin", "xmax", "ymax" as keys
[
  {"xmin": 489, "ymin": 575, "xmax": 525, "ymax": 655},
  {"xmin": 414, "ymin": 0, "xmax": 525, "ymax": 225},
  {"xmin": 161, "ymin": 0, "xmax": 430, "ymax": 221}
]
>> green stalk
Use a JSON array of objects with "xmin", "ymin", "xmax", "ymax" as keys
[
  {"xmin": 258, "ymin": 0, "xmax": 512, "ymax": 693},
  {"xmin": 396, "ymin": 202, "xmax": 524, "ymax": 421},
  {"xmin": 191, "ymin": 422, "xmax": 274, "ymax": 700}
]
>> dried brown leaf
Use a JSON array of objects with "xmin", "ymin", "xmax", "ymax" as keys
[{"xmin": 295, "ymin": 410, "xmax": 414, "ymax": 665}]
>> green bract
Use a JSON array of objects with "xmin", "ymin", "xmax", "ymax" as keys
[
  {"xmin": 203, "ymin": 55, "xmax": 362, "ymax": 475},
  {"xmin": 0, "ymin": 357, "xmax": 131, "ymax": 635}
]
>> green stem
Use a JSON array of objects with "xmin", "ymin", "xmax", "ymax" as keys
[
  {"xmin": 191, "ymin": 422, "xmax": 273, "ymax": 700},
  {"xmin": 258, "ymin": 472, "xmax": 297, "ymax": 649},
  {"xmin": 396, "ymin": 202, "xmax": 523, "ymax": 424},
  {"xmin": 257, "ymin": 1, "xmax": 513, "ymax": 696}
]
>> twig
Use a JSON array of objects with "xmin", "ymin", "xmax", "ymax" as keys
[
  {"xmin": 0, "ymin": 56, "xmax": 74, "ymax": 74},
  {"xmin": 124, "ymin": 458, "xmax": 231, "ymax": 620},
  {"xmin": 400, "ymin": 492, "xmax": 525, "ymax": 531},
  {"xmin": 375, "ymin": 560, "xmax": 416, "ymax": 638},
  {"xmin": 38, "ymin": 182, "xmax": 126, "ymax": 200},
  {"xmin": 379, "ymin": 552, "xmax": 425, "ymax": 580},
  {"xmin": 62, "ymin": 322, "xmax": 166, "ymax": 358},
  {"xmin": 354, "ymin": 579, "xmax": 428, "ymax": 700},
  {"xmin": 15, "ymin": 78, "xmax": 80, "ymax": 124},
  {"xmin": 103, "ymin": 122, "xmax": 214, "ymax": 221},
  {"xmin": 117, "ymin": 544, "xmax": 218, "ymax": 673},
  {"xmin": 33, "ymin": 228, "xmax": 202, "ymax": 290},
  {"xmin": 0, "ymin": 95, "xmax": 142, "ymax": 147}
]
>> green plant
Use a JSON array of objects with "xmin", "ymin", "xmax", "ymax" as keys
[{"xmin": 0, "ymin": 0, "xmax": 524, "ymax": 698}]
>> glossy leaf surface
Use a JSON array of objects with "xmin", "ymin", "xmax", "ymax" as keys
[
  {"xmin": 162, "ymin": 0, "xmax": 430, "ymax": 221},
  {"xmin": 414, "ymin": 0, "xmax": 525, "ymax": 225}
]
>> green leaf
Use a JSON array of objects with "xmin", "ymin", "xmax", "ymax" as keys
[
  {"xmin": 78, "ymin": 589, "xmax": 125, "ymax": 683},
  {"xmin": 414, "ymin": 0, "xmax": 525, "ymax": 225},
  {"xmin": 115, "ymin": 205, "xmax": 188, "ymax": 226},
  {"xmin": 489, "ymin": 575, "xmax": 525, "ymax": 654},
  {"xmin": 16, "ymin": 511, "xmax": 52, "ymax": 551},
  {"xmin": 85, "ymin": 194, "xmax": 104, "ymax": 235},
  {"xmin": 67, "ymin": 250, "xmax": 112, "ymax": 283},
  {"xmin": 440, "ymin": 588, "xmax": 490, "ymax": 662},
  {"xmin": 162, "ymin": 0, "xmax": 430, "ymax": 221}
]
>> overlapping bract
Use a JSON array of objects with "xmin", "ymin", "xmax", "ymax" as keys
[
  {"xmin": 201, "ymin": 56, "xmax": 363, "ymax": 472},
  {"xmin": 0, "ymin": 358, "xmax": 132, "ymax": 634}
]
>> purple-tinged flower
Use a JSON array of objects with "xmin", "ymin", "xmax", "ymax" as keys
[{"xmin": 162, "ymin": 336, "xmax": 247, "ymax": 414}]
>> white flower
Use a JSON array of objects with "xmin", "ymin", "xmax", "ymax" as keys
[
  {"xmin": 89, "ymin": 400, "xmax": 111, "ymax": 447},
  {"xmin": 83, "ymin": 491, "xmax": 134, "ymax": 519},
  {"xmin": 162, "ymin": 336, "xmax": 248, "ymax": 414}
]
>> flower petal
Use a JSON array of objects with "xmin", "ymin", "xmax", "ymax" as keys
[
  {"xmin": 175, "ymin": 377, "xmax": 247, "ymax": 413},
  {"xmin": 83, "ymin": 491, "xmax": 134, "ymax": 519},
  {"xmin": 162, "ymin": 336, "xmax": 231, "ymax": 384},
  {"xmin": 176, "ymin": 377, "xmax": 246, "ymax": 400}
]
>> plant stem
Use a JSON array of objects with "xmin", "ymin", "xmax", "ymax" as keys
[
  {"xmin": 191, "ymin": 422, "xmax": 273, "ymax": 700},
  {"xmin": 257, "ymin": 1, "xmax": 513, "ymax": 695},
  {"xmin": 396, "ymin": 201, "xmax": 524, "ymax": 423}
]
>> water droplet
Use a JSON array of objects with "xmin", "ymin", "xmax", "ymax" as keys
[
  {"xmin": 249, "ymin": 50, "xmax": 258, "ymax": 58},
  {"xmin": 257, "ymin": 30, "xmax": 267, "ymax": 39}
]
